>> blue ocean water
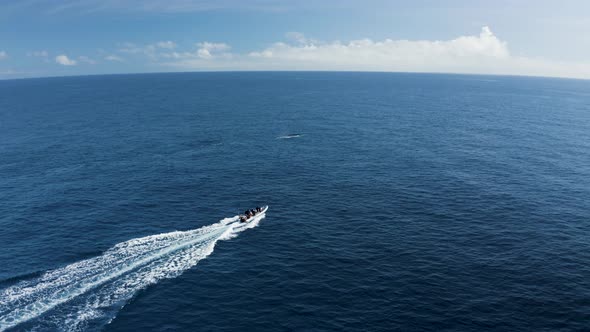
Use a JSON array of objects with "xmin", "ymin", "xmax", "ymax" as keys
[{"xmin": 0, "ymin": 72, "xmax": 589, "ymax": 331}]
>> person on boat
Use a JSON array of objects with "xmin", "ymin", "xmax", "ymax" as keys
[
  {"xmin": 256, "ymin": 206, "xmax": 261, "ymax": 212},
  {"xmin": 240, "ymin": 216, "xmax": 247, "ymax": 223},
  {"xmin": 244, "ymin": 210, "xmax": 251, "ymax": 217},
  {"xmin": 250, "ymin": 209, "xmax": 256, "ymax": 215}
]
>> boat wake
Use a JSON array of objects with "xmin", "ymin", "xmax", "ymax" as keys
[
  {"xmin": 277, "ymin": 134, "xmax": 303, "ymax": 139},
  {"xmin": 0, "ymin": 213, "xmax": 264, "ymax": 332}
]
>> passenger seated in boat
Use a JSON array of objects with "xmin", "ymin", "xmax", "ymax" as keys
[
  {"xmin": 240, "ymin": 216, "xmax": 247, "ymax": 223},
  {"xmin": 250, "ymin": 209, "xmax": 256, "ymax": 215},
  {"xmin": 256, "ymin": 206, "xmax": 261, "ymax": 212}
]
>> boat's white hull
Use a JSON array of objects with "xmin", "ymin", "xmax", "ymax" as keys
[
  {"xmin": 244, "ymin": 205, "xmax": 268, "ymax": 221},
  {"xmin": 232, "ymin": 206, "xmax": 268, "ymax": 231}
]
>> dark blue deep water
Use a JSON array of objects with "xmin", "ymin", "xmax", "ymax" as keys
[{"xmin": 1, "ymin": 72, "xmax": 589, "ymax": 331}]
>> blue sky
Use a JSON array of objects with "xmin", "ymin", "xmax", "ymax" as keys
[{"xmin": 1, "ymin": 0, "xmax": 590, "ymax": 79}]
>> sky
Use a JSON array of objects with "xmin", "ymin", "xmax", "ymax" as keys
[{"xmin": 1, "ymin": 0, "xmax": 590, "ymax": 79}]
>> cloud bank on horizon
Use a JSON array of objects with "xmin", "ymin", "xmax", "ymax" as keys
[
  {"xmin": 150, "ymin": 27, "xmax": 590, "ymax": 79},
  {"xmin": 2, "ymin": 27, "xmax": 590, "ymax": 79}
]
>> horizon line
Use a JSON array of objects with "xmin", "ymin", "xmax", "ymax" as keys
[{"xmin": 2, "ymin": 69, "xmax": 589, "ymax": 83}]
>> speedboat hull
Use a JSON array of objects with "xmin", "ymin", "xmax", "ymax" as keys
[{"xmin": 240, "ymin": 205, "xmax": 268, "ymax": 223}]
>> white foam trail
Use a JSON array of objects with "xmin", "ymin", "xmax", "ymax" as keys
[
  {"xmin": 0, "ymin": 212, "xmax": 265, "ymax": 332},
  {"xmin": 277, "ymin": 134, "xmax": 303, "ymax": 139}
]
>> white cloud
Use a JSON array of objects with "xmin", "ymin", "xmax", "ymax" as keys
[
  {"xmin": 285, "ymin": 31, "xmax": 318, "ymax": 45},
  {"xmin": 55, "ymin": 54, "xmax": 77, "ymax": 66},
  {"xmin": 248, "ymin": 27, "xmax": 509, "ymax": 69},
  {"xmin": 105, "ymin": 55, "xmax": 124, "ymax": 62},
  {"xmin": 0, "ymin": 51, "xmax": 7, "ymax": 60},
  {"xmin": 163, "ymin": 27, "xmax": 590, "ymax": 79},
  {"xmin": 195, "ymin": 42, "xmax": 231, "ymax": 59},
  {"xmin": 156, "ymin": 42, "xmax": 231, "ymax": 60}
]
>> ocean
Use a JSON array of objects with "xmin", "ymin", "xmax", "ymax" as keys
[{"xmin": 0, "ymin": 72, "xmax": 589, "ymax": 331}]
